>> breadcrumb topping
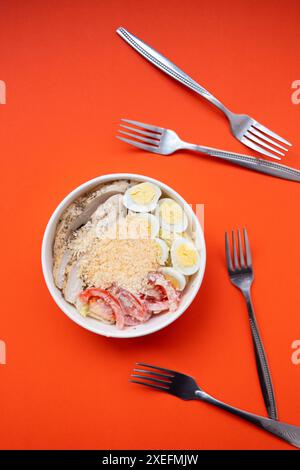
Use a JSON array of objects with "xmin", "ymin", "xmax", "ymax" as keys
[{"xmin": 71, "ymin": 214, "xmax": 160, "ymax": 293}]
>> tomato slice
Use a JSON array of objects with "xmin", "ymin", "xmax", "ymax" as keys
[
  {"xmin": 79, "ymin": 288, "xmax": 125, "ymax": 329},
  {"xmin": 145, "ymin": 300, "xmax": 170, "ymax": 314},
  {"xmin": 141, "ymin": 285, "xmax": 166, "ymax": 302},
  {"xmin": 147, "ymin": 272, "xmax": 180, "ymax": 312},
  {"xmin": 116, "ymin": 288, "xmax": 149, "ymax": 321}
]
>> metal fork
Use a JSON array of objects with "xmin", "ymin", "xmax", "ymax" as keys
[
  {"xmin": 130, "ymin": 362, "xmax": 300, "ymax": 448},
  {"xmin": 117, "ymin": 27, "xmax": 292, "ymax": 160},
  {"xmin": 116, "ymin": 119, "xmax": 300, "ymax": 182},
  {"xmin": 225, "ymin": 229, "xmax": 277, "ymax": 420}
]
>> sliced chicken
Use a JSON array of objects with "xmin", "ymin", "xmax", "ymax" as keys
[
  {"xmin": 91, "ymin": 193, "xmax": 127, "ymax": 224},
  {"xmin": 53, "ymin": 180, "xmax": 131, "ymax": 260},
  {"xmin": 53, "ymin": 249, "xmax": 73, "ymax": 289},
  {"xmin": 92, "ymin": 194, "xmax": 127, "ymax": 238},
  {"xmin": 63, "ymin": 261, "xmax": 84, "ymax": 305},
  {"xmin": 53, "ymin": 181, "xmax": 131, "ymax": 292}
]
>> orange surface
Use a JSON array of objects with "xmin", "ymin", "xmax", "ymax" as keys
[{"xmin": 0, "ymin": 0, "xmax": 300, "ymax": 450}]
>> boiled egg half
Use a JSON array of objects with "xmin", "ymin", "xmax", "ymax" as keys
[
  {"xmin": 171, "ymin": 238, "xmax": 200, "ymax": 275},
  {"xmin": 153, "ymin": 238, "xmax": 169, "ymax": 265},
  {"xmin": 159, "ymin": 228, "xmax": 192, "ymax": 247},
  {"xmin": 159, "ymin": 267, "xmax": 186, "ymax": 291},
  {"xmin": 123, "ymin": 182, "xmax": 161, "ymax": 213},
  {"xmin": 156, "ymin": 198, "xmax": 188, "ymax": 233},
  {"xmin": 126, "ymin": 213, "xmax": 160, "ymax": 239}
]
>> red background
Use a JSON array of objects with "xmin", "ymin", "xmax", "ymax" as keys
[{"xmin": 0, "ymin": 0, "xmax": 300, "ymax": 450}]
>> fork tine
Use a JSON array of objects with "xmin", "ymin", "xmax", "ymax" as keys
[
  {"xmin": 232, "ymin": 231, "xmax": 239, "ymax": 269},
  {"xmin": 120, "ymin": 124, "xmax": 160, "ymax": 139},
  {"xmin": 118, "ymin": 130, "xmax": 160, "ymax": 145},
  {"xmin": 237, "ymin": 229, "xmax": 245, "ymax": 268},
  {"xmin": 225, "ymin": 232, "xmax": 233, "ymax": 271},
  {"xmin": 253, "ymin": 122, "xmax": 292, "ymax": 147},
  {"xmin": 130, "ymin": 379, "xmax": 169, "ymax": 391},
  {"xmin": 121, "ymin": 118, "xmax": 163, "ymax": 134},
  {"xmin": 241, "ymin": 136, "xmax": 281, "ymax": 160},
  {"xmin": 116, "ymin": 136, "xmax": 160, "ymax": 153},
  {"xmin": 243, "ymin": 228, "xmax": 252, "ymax": 267},
  {"xmin": 134, "ymin": 368, "xmax": 172, "ymax": 379},
  {"xmin": 131, "ymin": 374, "xmax": 171, "ymax": 385},
  {"xmin": 136, "ymin": 362, "xmax": 175, "ymax": 376},
  {"xmin": 249, "ymin": 127, "xmax": 288, "ymax": 152},
  {"xmin": 245, "ymin": 131, "xmax": 284, "ymax": 156}
]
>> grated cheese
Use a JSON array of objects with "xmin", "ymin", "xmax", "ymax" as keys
[{"xmin": 71, "ymin": 214, "xmax": 160, "ymax": 294}]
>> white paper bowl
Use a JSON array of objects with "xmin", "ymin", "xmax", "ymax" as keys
[{"xmin": 42, "ymin": 173, "xmax": 206, "ymax": 338}]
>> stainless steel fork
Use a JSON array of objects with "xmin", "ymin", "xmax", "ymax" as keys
[
  {"xmin": 130, "ymin": 363, "xmax": 300, "ymax": 448},
  {"xmin": 116, "ymin": 119, "xmax": 300, "ymax": 182},
  {"xmin": 117, "ymin": 27, "xmax": 292, "ymax": 160},
  {"xmin": 225, "ymin": 229, "xmax": 277, "ymax": 420}
]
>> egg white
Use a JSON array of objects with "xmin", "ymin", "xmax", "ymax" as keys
[
  {"xmin": 153, "ymin": 238, "xmax": 169, "ymax": 265},
  {"xmin": 156, "ymin": 198, "xmax": 188, "ymax": 233},
  {"xmin": 159, "ymin": 267, "xmax": 186, "ymax": 291},
  {"xmin": 123, "ymin": 182, "xmax": 161, "ymax": 213},
  {"xmin": 133, "ymin": 213, "xmax": 160, "ymax": 238},
  {"xmin": 171, "ymin": 238, "xmax": 200, "ymax": 275}
]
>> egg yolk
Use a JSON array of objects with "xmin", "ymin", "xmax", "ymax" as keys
[
  {"xmin": 160, "ymin": 201, "xmax": 183, "ymax": 225},
  {"xmin": 164, "ymin": 274, "xmax": 180, "ymax": 289},
  {"xmin": 176, "ymin": 243, "xmax": 197, "ymax": 267},
  {"xmin": 129, "ymin": 183, "xmax": 156, "ymax": 205}
]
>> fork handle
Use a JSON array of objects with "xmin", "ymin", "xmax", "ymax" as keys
[
  {"xmin": 243, "ymin": 292, "xmax": 278, "ymax": 420},
  {"xmin": 196, "ymin": 391, "xmax": 300, "ymax": 448},
  {"xmin": 184, "ymin": 144, "xmax": 300, "ymax": 182},
  {"xmin": 117, "ymin": 27, "xmax": 231, "ymax": 118}
]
